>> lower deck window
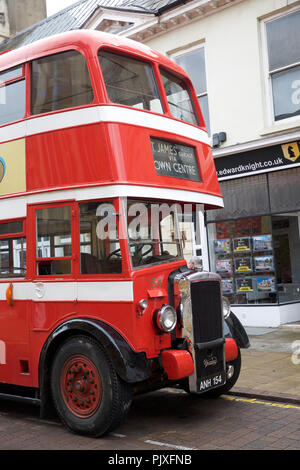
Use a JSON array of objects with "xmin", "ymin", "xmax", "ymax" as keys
[
  {"xmin": 36, "ymin": 206, "xmax": 72, "ymax": 275},
  {"xmin": 79, "ymin": 201, "xmax": 122, "ymax": 274},
  {"xmin": 126, "ymin": 200, "xmax": 182, "ymax": 268},
  {"xmin": 0, "ymin": 237, "xmax": 26, "ymax": 277}
]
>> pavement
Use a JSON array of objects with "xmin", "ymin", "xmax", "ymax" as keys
[{"xmin": 230, "ymin": 323, "xmax": 300, "ymax": 404}]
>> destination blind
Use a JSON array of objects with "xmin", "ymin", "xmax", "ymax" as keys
[{"xmin": 151, "ymin": 138, "xmax": 201, "ymax": 182}]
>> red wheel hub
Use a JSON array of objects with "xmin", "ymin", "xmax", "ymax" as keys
[{"xmin": 61, "ymin": 355, "xmax": 102, "ymax": 418}]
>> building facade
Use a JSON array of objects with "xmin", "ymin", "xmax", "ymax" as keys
[
  {"xmin": 1, "ymin": 0, "xmax": 299, "ymax": 326},
  {"xmin": 131, "ymin": 0, "xmax": 300, "ymax": 327},
  {"xmin": 0, "ymin": 0, "xmax": 46, "ymax": 41}
]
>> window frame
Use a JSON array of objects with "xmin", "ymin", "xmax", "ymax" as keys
[
  {"xmin": 30, "ymin": 198, "xmax": 129, "ymax": 280},
  {"xmin": 125, "ymin": 198, "xmax": 184, "ymax": 271},
  {"xmin": 0, "ymin": 217, "xmax": 26, "ymax": 279},
  {"xmin": 34, "ymin": 201, "xmax": 75, "ymax": 278},
  {"xmin": 0, "ymin": 64, "xmax": 26, "ymax": 126},
  {"xmin": 159, "ymin": 66, "xmax": 200, "ymax": 127},
  {"xmin": 97, "ymin": 47, "xmax": 165, "ymax": 116},
  {"xmin": 0, "ymin": 217, "xmax": 26, "ymax": 240},
  {"xmin": 30, "ymin": 49, "xmax": 95, "ymax": 117},
  {"xmin": 261, "ymin": 6, "xmax": 300, "ymax": 127},
  {"xmin": 170, "ymin": 44, "xmax": 210, "ymax": 133},
  {"xmin": 78, "ymin": 197, "xmax": 125, "ymax": 277}
]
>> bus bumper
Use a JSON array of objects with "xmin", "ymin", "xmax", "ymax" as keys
[{"xmin": 161, "ymin": 349, "xmax": 194, "ymax": 381}]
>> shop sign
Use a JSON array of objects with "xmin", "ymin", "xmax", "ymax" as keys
[
  {"xmin": 215, "ymin": 140, "xmax": 300, "ymax": 180},
  {"xmin": 151, "ymin": 138, "xmax": 201, "ymax": 182}
]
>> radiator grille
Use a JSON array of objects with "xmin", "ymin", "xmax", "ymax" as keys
[{"xmin": 191, "ymin": 280, "xmax": 223, "ymax": 343}]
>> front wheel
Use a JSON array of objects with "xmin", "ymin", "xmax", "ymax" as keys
[{"xmin": 51, "ymin": 335, "xmax": 132, "ymax": 437}]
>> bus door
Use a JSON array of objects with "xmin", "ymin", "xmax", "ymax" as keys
[
  {"xmin": 0, "ymin": 219, "xmax": 31, "ymax": 385},
  {"xmin": 29, "ymin": 201, "xmax": 77, "ymax": 324}
]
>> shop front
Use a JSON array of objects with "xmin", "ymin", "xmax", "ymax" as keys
[{"xmin": 208, "ymin": 139, "xmax": 300, "ymax": 327}]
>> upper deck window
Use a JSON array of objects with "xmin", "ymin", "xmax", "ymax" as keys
[
  {"xmin": 0, "ymin": 66, "xmax": 23, "ymax": 82},
  {"xmin": 31, "ymin": 50, "xmax": 94, "ymax": 115},
  {"xmin": 0, "ymin": 66, "xmax": 25, "ymax": 126},
  {"xmin": 98, "ymin": 51, "xmax": 163, "ymax": 113},
  {"xmin": 160, "ymin": 69, "xmax": 198, "ymax": 126}
]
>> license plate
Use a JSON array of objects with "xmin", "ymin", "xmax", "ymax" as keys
[{"xmin": 198, "ymin": 372, "xmax": 226, "ymax": 392}]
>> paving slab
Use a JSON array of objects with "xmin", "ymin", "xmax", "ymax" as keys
[{"xmin": 230, "ymin": 325, "xmax": 300, "ymax": 403}]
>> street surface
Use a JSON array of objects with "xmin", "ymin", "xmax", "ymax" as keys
[{"xmin": 0, "ymin": 387, "xmax": 300, "ymax": 451}]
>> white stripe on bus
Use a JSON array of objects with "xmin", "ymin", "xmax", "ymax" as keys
[
  {"xmin": 0, "ymin": 281, "xmax": 134, "ymax": 302},
  {"xmin": 0, "ymin": 105, "xmax": 210, "ymax": 145},
  {"xmin": 0, "ymin": 184, "xmax": 224, "ymax": 219}
]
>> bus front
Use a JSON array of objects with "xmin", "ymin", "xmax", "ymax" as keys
[{"xmin": 95, "ymin": 38, "xmax": 245, "ymax": 398}]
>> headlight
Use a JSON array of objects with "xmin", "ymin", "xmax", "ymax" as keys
[
  {"xmin": 222, "ymin": 296, "xmax": 231, "ymax": 319},
  {"xmin": 155, "ymin": 304, "xmax": 177, "ymax": 332}
]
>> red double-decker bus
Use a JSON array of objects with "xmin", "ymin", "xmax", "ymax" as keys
[{"xmin": 0, "ymin": 30, "xmax": 249, "ymax": 437}]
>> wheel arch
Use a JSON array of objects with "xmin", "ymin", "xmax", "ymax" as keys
[
  {"xmin": 224, "ymin": 311, "xmax": 250, "ymax": 349},
  {"xmin": 38, "ymin": 317, "xmax": 151, "ymax": 419}
]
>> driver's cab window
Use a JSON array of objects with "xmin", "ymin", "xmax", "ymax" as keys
[
  {"xmin": 126, "ymin": 199, "xmax": 182, "ymax": 268},
  {"xmin": 79, "ymin": 201, "xmax": 122, "ymax": 274}
]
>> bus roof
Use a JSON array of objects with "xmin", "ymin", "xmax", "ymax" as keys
[{"xmin": 0, "ymin": 29, "xmax": 188, "ymax": 78}]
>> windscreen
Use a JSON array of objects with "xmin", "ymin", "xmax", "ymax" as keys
[
  {"xmin": 126, "ymin": 199, "xmax": 182, "ymax": 268},
  {"xmin": 160, "ymin": 68, "xmax": 198, "ymax": 125},
  {"xmin": 98, "ymin": 50, "xmax": 163, "ymax": 113}
]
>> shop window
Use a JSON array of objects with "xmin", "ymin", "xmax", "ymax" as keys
[
  {"xmin": 79, "ymin": 201, "xmax": 122, "ymax": 274},
  {"xmin": 31, "ymin": 50, "xmax": 94, "ymax": 115},
  {"xmin": 264, "ymin": 8, "xmax": 300, "ymax": 122},
  {"xmin": 207, "ymin": 167, "xmax": 300, "ymax": 304},
  {"xmin": 273, "ymin": 213, "xmax": 300, "ymax": 303},
  {"xmin": 36, "ymin": 206, "xmax": 72, "ymax": 275},
  {"xmin": 208, "ymin": 216, "xmax": 277, "ymax": 305},
  {"xmin": 173, "ymin": 47, "xmax": 210, "ymax": 134}
]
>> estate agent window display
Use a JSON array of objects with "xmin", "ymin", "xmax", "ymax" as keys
[{"xmin": 207, "ymin": 167, "xmax": 300, "ymax": 306}]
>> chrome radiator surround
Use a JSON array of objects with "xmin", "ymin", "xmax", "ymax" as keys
[{"xmin": 175, "ymin": 270, "xmax": 225, "ymax": 393}]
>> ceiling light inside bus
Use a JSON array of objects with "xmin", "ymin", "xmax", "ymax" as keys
[{"xmin": 155, "ymin": 305, "xmax": 177, "ymax": 333}]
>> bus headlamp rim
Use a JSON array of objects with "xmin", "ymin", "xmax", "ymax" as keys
[{"xmin": 222, "ymin": 296, "xmax": 231, "ymax": 319}]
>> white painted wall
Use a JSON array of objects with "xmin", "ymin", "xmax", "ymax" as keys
[
  {"xmin": 0, "ymin": 0, "xmax": 10, "ymax": 40},
  {"xmin": 144, "ymin": 0, "xmax": 300, "ymax": 149},
  {"xmin": 232, "ymin": 302, "xmax": 300, "ymax": 327},
  {"xmin": 142, "ymin": 0, "xmax": 300, "ymax": 327}
]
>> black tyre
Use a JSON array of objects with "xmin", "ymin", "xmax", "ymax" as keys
[
  {"xmin": 200, "ymin": 348, "xmax": 241, "ymax": 398},
  {"xmin": 51, "ymin": 335, "xmax": 132, "ymax": 437}
]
